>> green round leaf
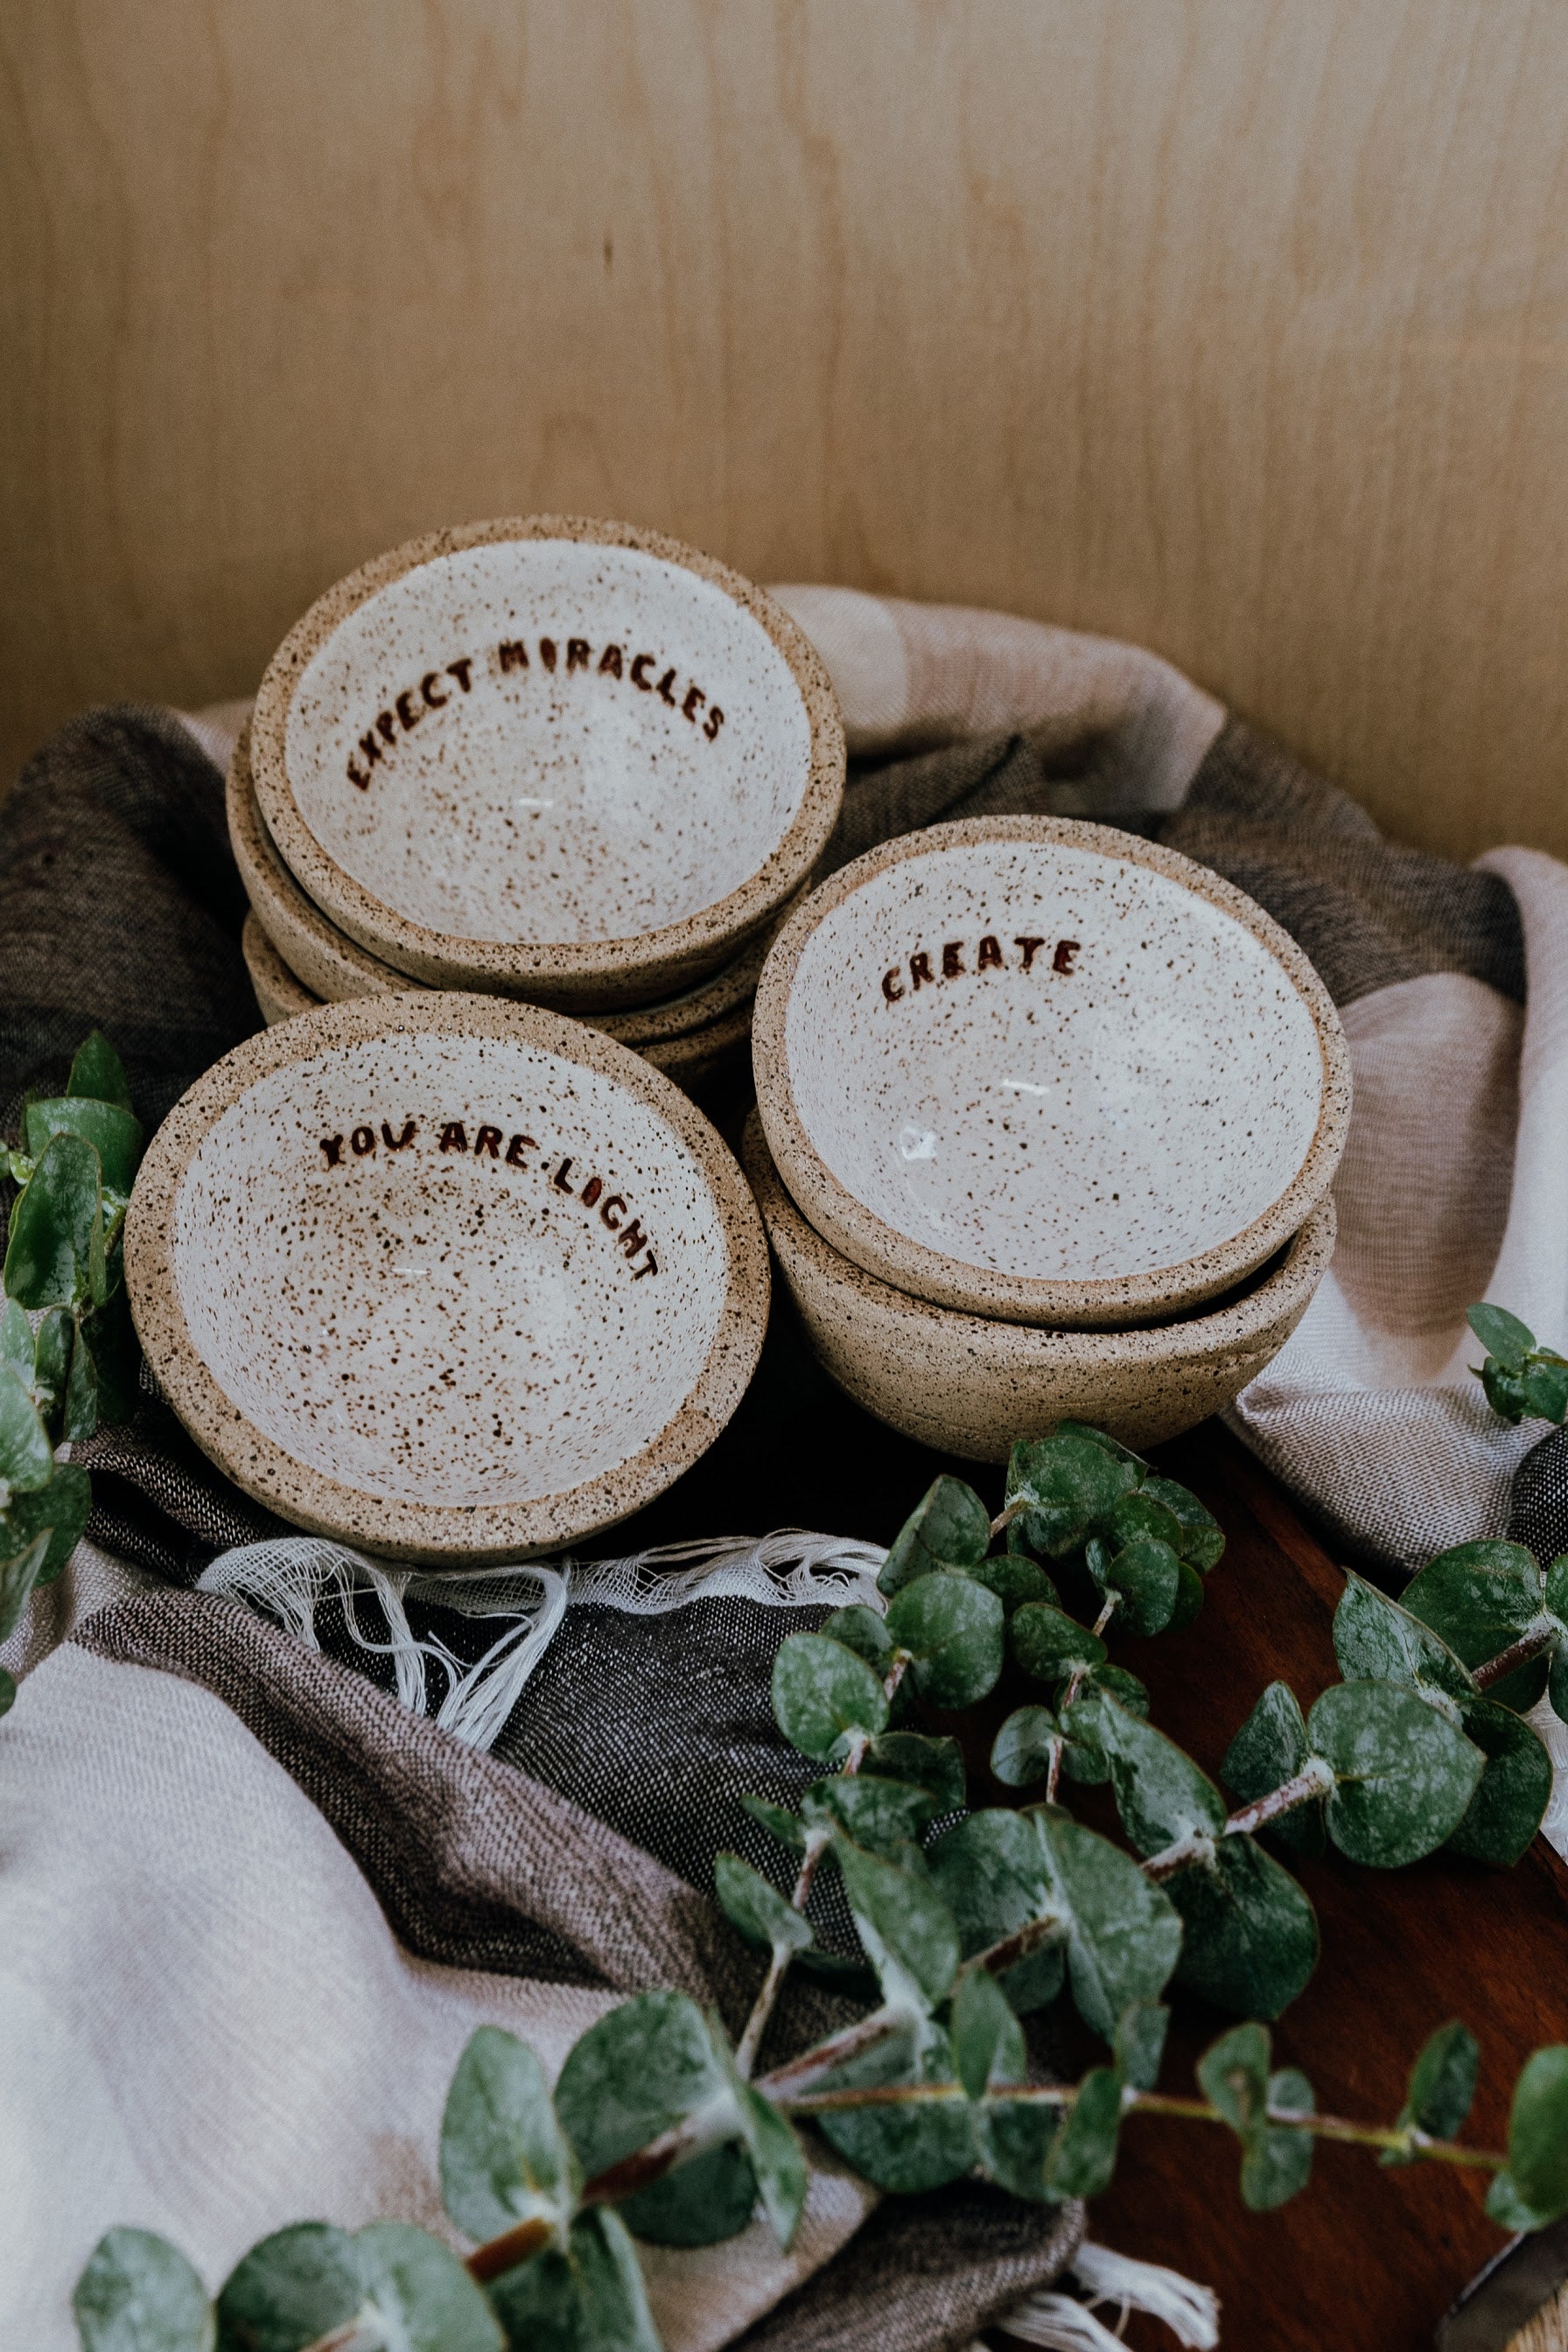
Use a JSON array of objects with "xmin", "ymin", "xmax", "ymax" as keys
[
  {"xmin": 4, "ymin": 1129, "xmax": 102, "ymax": 1310},
  {"xmin": 552, "ymin": 1992, "xmax": 754, "ymax": 2247},
  {"xmin": 1102, "ymin": 1536, "xmax": 1183, "ymax": 1637},
  {"xmin": 215, "ymin": 2223, "xmax": 360, "ymax": 2352},
  {"xmin": 1046, "ymin": 2064, "xmax": 1122, "ymax": 2197},
  {"xmin": 1005, "ymin": 1433, "xmax": 1141, "ymax": 1557},
  {"xmin": 5, "ymin": 1460, "xmax": 92, "ymax": 1586},
  {"xmin": 1068, "ymin": 1692, "xmax": 1226, "ymax": 1854},
  {"xmin": 68, "ymin": 1029, "xmax": 134, "ymax": 1111},
  {"xmin": 878, "ymin": 1474, "xmax": 990, "ymax": 1597},
  {"xmin": 715, "ymin": 1851, "xmax": 814, "ymax": 1951},
  {"xmin": 965, "ymin": 1553, "xmax": 1058, "ymax": 1616},
  {"xmin": 1467, "ymin": 1301, "xmax": 1535, "ymax": 1373},
  {"xmin": 1403, "ymin": 1541, "xmax": 1549, "ymax": 1713},
  {"xmin": 1222, "ymin": 1682, "xmax": 1323, "ymax": 1858},
  {"xmin": 1010, "ymin": 1602, "xmax": 1106, "ymax": 1687},
  {"xmin": 1385, "ymin": 2021, "xmax": 1479, "ymax": 2165},
  {"xmin": 1480, "ymin": 1361, "xmax": 1530, "ymax": 1424},
  {"xmin": 862, "ymin": 1731, "xmax": 967, "ymax": 1814},
  {"xmin": 354, "ymin": 2222, "xmax": 502, "ymax": 2352},
  {"xmin": 0, "ymin": 1362, "xmax": 53, "ymax": 1493},
  {"xmin": 990, "ymin": 1706, "xmax": 1060, "ymax": 1790},
  {"xmin": 727, "ymin": 2071, "xmax": 809, "ymax": 2249},
  {"xmin": 487, "ymin": 2208, "xmax": 661, "ymax": 2352},
  {"xmin": 25, "ymin": 1098, "xmax": 144, "ymax": 1197},
  {"xmin": 0, "ymin": 1529, "xmax": 52, "ymax": 1647},
  {"xmin": 814, "ymin": 2021, "xmax": 976, "ymax": 2191},
  {"xmin": 1242, "ymin": 2069, "xmax": 1315, "ymax": 2211},
  {"xmin": 1104, "ymin": 1490, "xmax": 1185, "ymax": 1555},
  {"xmin": 976, "ymin": 2091, "xmax": 1068, "ymax": 2203},
  {"xmin": 74, "ymin": 2228, "xmax": 214, "ymax": 2352},
  {"xmin": 1141, "ymin": 1476, "xmax": 1225, "ymax": 1573},
  {"xmin": 884, "ymin": 1572, "xmax": 1004, "ymax": 1708},
  {"xmin": 737, "ymin": 1792, "xmax": 806, "ymax": 1852},
  {"xmin": 821, "ymin": 1603, "xmax": 894, "ymax": 1673},
  {"xmin": 1166, "ymin": 1558, "xmax": 1206, "ymax": 1633},
  {"xmin": 1113, "ymin": 2000, "xmax": 1170, "ymax": 2092},
  {"xmin": 1333, "ymin": 1572, "xmax": 1476, "ymax": 1703},
  {"xmin": 438, "ymin": 2026, "xmax": 579, "ymax": 2247},
  {"xmin": 802, "ymin": 1773, "xmax": 934, "ymax": 1857},
  {"xmin": 951, "ymin": 1964, "xmax": 1026, "ymax": 2099},
  {"xmin": 1197, "ymin": 2021, "xmax": 1270, "ymax": 2137},
  {"xmin": 1166, "ymin": 1834, "xmax": 1320, "ymax": 2019},
  {"xmin": 1035, "ymin": 1812, "xmax": 1185, "ymax": 2039},
  {"xmin": 1498, "ymin": 2046, "xmax": 1568, "ymax": 2227},
  {"xmin": 1311, "ymin": 1682, "xmax": 1485, "ymax": 1866},
  {"xmin": 1523, "ymin": 1358, "xmax": 1568, "ymax": 1424},
  {"xmin": 834, "ymin": 1833, "xmax": 960, "ymax": 2011},
  {"xmin": 0, "ymin": 1298, "xmax": 32, "ymax": 1379},
  {"xmin": 928, "ymin": 1810, "xmax": 1067, "ymax": 2016},
  {"xmin": 1446, "ymin": 1697, "xmax": 1552, "ymax": 1866},
  {"xmin": 771, "ymin": 1633, "xmax": 888, "ymax": 1761}
]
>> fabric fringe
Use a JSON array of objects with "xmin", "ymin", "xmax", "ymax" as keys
[
  {"xmin": 995, "ymin": 2240, "xmax": 1221, "ymax": 2348},
  {"xmin": 198, "ymin": 1530, "xmax": 888, "ymax": 1752}
]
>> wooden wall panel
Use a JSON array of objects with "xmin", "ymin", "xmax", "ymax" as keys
[{"xmin": 4, "ymin": 0, "xmax": 1566, "ymax": 861}]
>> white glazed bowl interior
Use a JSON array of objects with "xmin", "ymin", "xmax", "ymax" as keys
[
  {"xmin": 171, "ymin": 1029, "xmax": 732, "ymax": 1508},
  {"xmin": 781, "ymin": 836, "xmax": 1326, "ymax": 1292},
  {"xmin": 285, "ymin": 538, "xmax": 814, "ymax": 946}
]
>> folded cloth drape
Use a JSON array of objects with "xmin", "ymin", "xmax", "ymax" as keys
[{"xmin": 4, "ymin": 593, "xmax": 1567, "ymax": 2342}]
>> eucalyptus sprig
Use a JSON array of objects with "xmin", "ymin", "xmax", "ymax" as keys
[
  {"xmin": 1468, "ymin": 1301, "xmax": 1568, "ymax": 1427},
  {"xmin": 71, "ymin": 1423, "xmax": 1568, "ymax": 2352},
  {"xmin": 1, "ymin": 1031, "xmax": 144, "ymax": 1713}
]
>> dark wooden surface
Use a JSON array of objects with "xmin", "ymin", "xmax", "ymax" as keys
[{"xmin": 604, "ymin": 1098, "xmax": 1568, "ymax": 2349}]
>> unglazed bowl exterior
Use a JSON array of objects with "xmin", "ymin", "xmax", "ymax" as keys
[
  {"xmin": 126, "ymin": 995, "xmax": 769, "ymax": 1560},
  {"xmin": 752, "ymin": 816, "xmax": 1349, "ymax": 1328},
  {"xmin": 248, "ymin": 516, "xmax": 844, "ymax": 1009}
]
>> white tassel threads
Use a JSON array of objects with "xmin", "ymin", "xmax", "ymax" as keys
[{"xmin": 998, "ymin": 2241, "xmax": 1221, "ymax": 2349}]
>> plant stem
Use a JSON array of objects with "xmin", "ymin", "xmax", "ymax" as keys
[
  {"xmin": 1090, "ymin": 1595, "xmax": 1117, "ymax": 1639},
  {"xmin": 990, "ymin": 1496, "xmax": 1030, "ymax": 1540},
  {"xmin": 1142, "ymin": 1761, "xmax": 1337, "ymax": 1881},
  {"xmin": 1045, "ymin": 1660, "xmax": 1095, "ymax": 1804},
  {"xmin": 1473, "ymin": 1620, "xmax": 1558, "ymax": 1691},
  {"xmin": 466, "ymin": 2216, "xmax": 552, "ymax": 2283}
]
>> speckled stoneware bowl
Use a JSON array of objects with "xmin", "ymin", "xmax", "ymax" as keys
[
  {"xmin": 229, "ymin": 726, "xmax": 789, "ymax": 1046},
  {"xmin": 248, "ymin": 516, "xmax": 844, "ymax": 1010},
  {"xmin": 745, "ymin": 1114, "xmax": 1333, "ymax": 1459},
  {"xmin": 125, "ymin": 996, "xmax": 769, "ymax": 1561},
  {"xmin": 752, "ymin": 816, "xmax": 1349, "ymax": 1329},
  {"xmin": 242, "ymin": 912, "xmax": 754, "ymax": 1088}
]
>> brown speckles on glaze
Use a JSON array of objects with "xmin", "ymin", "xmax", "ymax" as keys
[
  {"xmin": 248, "ymin": 516, "xmax": 844, "ymax": 1011},
  {"xmin": 125, "ymin": 996, "xmax": 768, "ymax": 1562},
  {"xmin": 752, "ymin": 816, "xmax": 1351, "ymax": 1330},
  {"xmin": 743, "ymin": 1114, "xmax": 1334, "ymax": 1462}
]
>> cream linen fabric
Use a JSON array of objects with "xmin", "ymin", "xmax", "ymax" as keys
[{"xmin": 0, "ymin": 1605, "xmax": 873, "ymax": 2352}]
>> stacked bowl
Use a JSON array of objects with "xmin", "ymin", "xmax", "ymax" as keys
[
  {"xmin": 747, "ymin": 817, "xmax": 1350, "ymax": 1459},
  {"xmin": 231, "ymin": 514, "xmax": 845, "ymax": 1088}
]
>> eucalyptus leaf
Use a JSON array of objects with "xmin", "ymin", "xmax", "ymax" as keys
[
  {"xmin": 1481, "ymin": 1362, "xmax": 1531, "ymax": 1424},
  {"xmin": 552, "ymin": 1992, "xmax": 754, "ymax": 2248},
  {"xmin": 1102, "ymin": 1535, "xmax": 1183, "ymax": 1637},
  {"xmin": 486, "ymin": 2208, "xmax": 662, "ymax": 2352},
  {"xmin": 1035, "ymin": 1812, "xmax": 1185, "ymax": 2038},
  {"xmin": 883, "ymin": 1572, "xmax": 1004, "ymax": 1709},
  {"xmin": 1167, "ymin": 1558, "xmax": 1207, "ymax": 1632},
  {"xmin": 68, "ymin": 1029, "xmax": 133, "ymax": 1110},
  {"xmin": 965, "ymin": 1553, "xmax": 1058, "ymax": 1616},
  {"xmin": 4, "ymin": 1129, "xmax": 102, "ymax": 1310},
  {"xmin": 1141, "ymin": 1476, "xmax": 1225, "ymax": 1573},
  {"xmin": 214, "ymin": 2223, "xmax": 361, "ymax": 2352},
  {"xmin": 1104, "ymin": 1490, "xmax": 1185, "ymax": 1556},
  {"xmin": 1010, "ymin": 1603, "xmax": 1106, "ymax": 1687},
  {"xmin": 1467, "ymin": 1301, "xmax": 1535, "ymax": 1373},
  {"xmin": 928, "ymin": 1810, "xmax": 1067, "ymax": 2017},
  {"xmin": 1383, "ymin": 2021, "xmax": 1479, "ymax": 2165},
  {"xmin": 1222, "ymin": 1682, "xmax": 1324, "ymax": 1858},
  {"xmin": 1487, "ymin": 2047, "xmax": 1568, "ymax": 2230},
  {"xmin": 802, "ymin": 1774, "xmax": 934, "ymax": 1856},
  {"xmin": 1242, "ymin": 2068, "xmax": 1314, "ymax": 2211},
  {"xmin": 715, "ymin": 1852, "xmax": 815, "ymax": 1953},
  {"xmin": 32, "ymin": 1306, "xmax": 74, "ymax": 1426},
  {"xmin": 1166, "ymin": 1835, "xmax": 1320, "ymax": 2020},
  {"xmin": 821, "ymin": 1603, "xmax": 894, "ymax": 1674},
  {"xmin": 878, "ymin": 1474, "xmax": 990, "ymax": 1597},
  {"xmin": 737, "ymin": 1793, "xmax": 807, "ymax": 1853},
  {"xmin": 353, "ymin": 2222, "xmax": 503, "ymax": 2352},
  {"xmin": 1005, "ymin": 1434, "xmax": 1140, "ymax": 1558},
  {"xmin": 65, "ymin": 1320, "xmax": 100, "ymax": 1441},
  {"xmin": 726, "ymin": 2069, "xmax": 808, "ymax": 2249},
  {"xmin": 950, "ymin": 1964, "xmax": 1026, "ymax": 2099},
  {"xmin": 1046, "ymin": 2065, "xmax": 1121, "ymax": 2197},
  {"xmin": 74, "ymin": 2228, "xmax": 214, "ymax": 2352},
  {"xmin": 1197, "ymin": 2021, "xmax": 1270, "ymax": 2136},
  {"xmin": 1052, "ymin": 1421, "xmax": 1148, "ymax": 1471},
  {"xmin": 0, "ymin": 1297, "xmax": 31, "ymax": 1378},
  {"xmin": 975, "ymin": 2091, "xmax": 1066, "ymax": 2202},
  {"xmin": 1113, "ymin": 2001, "xmax": 1169, "ymax": 2092},
  {"xmin": 1310, "ymin": 1683, "xmax": 1484, "ymax": 1866},
  {"xmin": 1402, "ymin": 1541, "xmax": 1551, "ymax": 1715},
  {"xmin": 0, "ymin": 1362, "xmax": 53, "ymax": 1492},
  {"xmin": 0, "ymin": 1529, "xmax": 52, "ymax": 1645},
  {"xmin": 834, "ymin": 1832, "xmax": 960, "ymax": 2012},
  {"xmin": 1333, "ymin": 1572, "xmax": 1476, "ymax": 1704},
  {"xmin": 1522, "ymin": 1357, "xmax": 1568, "ymax": 1422},
  {"xmin": 1445, "ymin": 1697, "xmax": 1552, "ymax": 1867},
  {"xmin": 80, "ymin": 1285, "xmax": 141, "ymax": 1424},
  {"xmin": 1068, "ymin": 1693, "xmax": 1226, "ymax": 1855},
  {"xmin": 990, "ymin": 1706, "xmax": 1060, "ymax": 1790},
  {"xmin": 861, "ymin": 1731, "xmax": 967, "ymax": 1814},
  {"xmin": 25, "ymin": 1098, "xmax": 144, "ymax": 1196},
  {"xmin": 812, "ymin": 2019, "xmax": 976, "ymax": 2192},
  {"xmin": 771, "ymin": 1634, "xmax": 888, "ymax": 1761},
  {"xmin": 438, "ymin": 2026, "xmax": 580, "ymax": 2246}
]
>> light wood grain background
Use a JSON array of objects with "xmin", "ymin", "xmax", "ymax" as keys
[{"xmin": 4, "ymin": 0, "xmax": 1566, "ymax": 861}]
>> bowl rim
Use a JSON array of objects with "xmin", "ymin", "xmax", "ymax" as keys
[
  {"xmin": 229, "ymin": 720, "xmax": 785, "ymax": 1045},
  {"xmin": 742, "ymin": 1107, "xmax": 1337, "ymax": 1363},
  {"xmin": 751, "ymin": 813, "xmax": 1351, "ymax": 1327},
  {"xmin": 125, "ymin": 991, "xmax": 770, "ymax": 1563},
  {"xmin": 248, "ymin": 514, "xmax": 845, "ymax": 1004}
]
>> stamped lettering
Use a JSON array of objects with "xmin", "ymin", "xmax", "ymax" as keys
[{"xmin": 880, "ymin": 933, "xmax": 1084, "ymax": 1005}]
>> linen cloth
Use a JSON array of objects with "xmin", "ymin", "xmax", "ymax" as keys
[{"xmin": 4, "ymin": 592, "xmax": 1567, "ymax": 2344}]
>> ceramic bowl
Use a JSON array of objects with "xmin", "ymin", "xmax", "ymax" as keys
[
  {"xmin": 752, "ymin": 816, "xmax": 1349, "ymax": 1328},
  {"xmin": 230, "ymin": 721, "xmax": 790, "ymax": 1047},
  {"xmin": 125, "ymin": 995, "xmax": 769, "ymax": 1561},
  {"xmin": 744, "ymin": 1113, "xmax": 1333, "ymax": 1460},
  {"xmin": 248, "ymin": 515, "xmax": 844, "ymax": 1010},
  {"xmin": 242, "ymin": 913, "xmax": 754, "ymax": 1087}
]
